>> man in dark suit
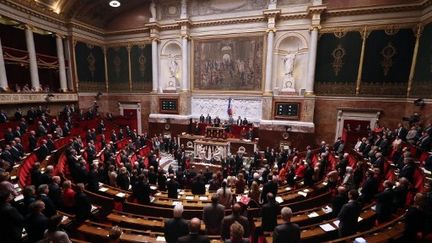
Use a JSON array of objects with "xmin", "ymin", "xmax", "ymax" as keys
[
  {"xmin": 399, "ymin": 157, "xmax": 416, "ymax": 183},
  {"xmin": 272, "ymin": 206, "xmax": 300, "ymax": 243},
  {"xmin": 375, "ymin": 180, "xmax": 394, "ymax": 223},
  {"xmin": 37, "ymin": 184, "xmax": 57, "ymax": 217},
  {"xmin": 337, "ymin": 189, "xmax": 362, "ymax": 237},
  {"xmin": 261, "ymin": 193, "xmax": 280, "ymax": 232},
  {"xmin": 4, "ymin": 128, "xmax": 14, "ymax": 143},
  {"xmin": 166, "ymin": 175, "xmax": 180, "ymax": 199},
  {"xmin": 332, "ymin": 186, "xmax": 348, "ymax": 217},
  {"xmin": 0, "ymin": 190, "xmax": 24, "ymax": 243},
  {"xmin": 38, "ymin": 139, "xmax": 50, "ymax": 161},
  {"xmin": 75, "ymin": 183, "xmax": 92, "ymax": 223},
  {"xmin": 205, "ymin": 114, "xmax": 212, "ymax": 124},
  {"xmin": 360, "ymin": 170, "xmax": 378, "ymax": 203},
  {"xmin": 213, "ymin": 116, "xmax": 221, "ymax": 127},
  {"xmin": 199, "ymin": 114, "xmax": 205, "ymax": 123},
  {"xmin": 202, "ymin": 194, "xmax": 225, "ymax": 235},
  {"xmin": 24, "ymin": 200, "xmax": 49, "ymax": 243},
  {"xmin": 177, "ymin": 218, "xmax": 210, "ymax": 243},
  {"xmin": 417, "ymin": 131, "xmax": 431, "ymax": 152},
  {"xmin": 29, "ymin": 130, "xmax": 38, "ymax": 151},
  {"xmin": 221, "ymin": 203, "xmax": 250, "ymax": 240},
  {"xmin": 396, "ymin": 123, "xmax": 408, "ymax": 140},
  {"xmin": 191, "ymin": 175, "xmax": 206, "ymax": 195},
  {"xmin": 261, "ymin": 175, "xmax": 278, "ymax": 204},
  {"xmin": 164, "ymin": 204, "xmax": 189, "ymax": 243}
]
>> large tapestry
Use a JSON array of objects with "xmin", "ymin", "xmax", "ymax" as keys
[
  {"xmin": 107, "ymin": 46, "xmax": 129, "ymax": 92},
  {"xmin": 315, "ymin": 31, "xmax": 362, "ymax": 95},
  {"xmin": 193, "ymin": 35, "xmax": 264, "ymax": 91},
  {"xmin": 75, "ymin": 41, "xmax": 105, "ymax": 91},
  {"xmin": 130, "ymin": 44, "xmax": 152, "ymax": 91}
]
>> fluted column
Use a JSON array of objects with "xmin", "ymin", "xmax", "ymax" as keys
[
  {"xmin": 264, "ymin": 29, "xmax": 275, "ymax": 94},
  {"xmin": 0, "ymin": 38, "xmax": 8, "ymax": 91},
  {"xmin": 181, "ymin": 36, "xmax": 188, "ymax": 91},
  {"xmin": 305, "ymin": 26, "xmax": 319, "ymax": 95},
  {"xmin": 151, "ymin": 38, "xmax": 159, "ymax": 92},
  {"xmin": 407, "ymin": 24, "xmax": 423, "ymax": 97},
  {"xmin": 25, "ymin": 26, "xmax": 40, "ymax": 91},
  {"xmin": 56, "ymin": 35, "xmax": 67, "ymax": 92}
]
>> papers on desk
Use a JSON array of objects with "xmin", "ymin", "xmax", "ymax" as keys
[
  {"xmin": 275, "ymin": 196, "xmax": 284, "ymax": 203},
  {"xmin": 172, "ymin": 201, "xmax": 182, "ymax": 206},
  {"xmin": 371, "ymin": 205, "xmax": 376, "ymax": 211},
  {"xmin": 150, "ymin": 197, "xmax": 155, "ymax": 203},
  {"xmin": 115, "ymin": 192, "xmax": 126, "ymax": 198},
  {"xmin": 155, "ymin": 192, "xmax": 161, "ymax": 196},
  {"xmin": 150, "ymin": 185, "xmax": 157, "ymax": 190},
  {"xmin": 98, "ymin": 187, "xmax": 108, "ymax": 192},
  {"xmin": 61, "ymin": 216, "xmax": 69, "ymax": 223},
  {"xmin": 322, "ymin": 206, "xmax": 333, "ymax": 214},
  {"xmin": 319, "ymin": 223, "xmax": 335, "ymax": 232},
  {"xmin": 299, "ymin": 181, "xmax": 304, "ymax": 185},
  {"xmin": 297, "ymin": 191, "xmax": 307, "ymax": 197},
  {"xmin": 128, "ymin": 184, "xmax": 132, "ymax": 190},
  {"xmin": 307, "ymin": 212, "xmax": 319, "ymax": 218},
  {"xmin": 156, "ymin": 236, "xmax": 166, "ymax": 242},
  {"xmin": 14, "ymin": 194, "xmax": 24, "ymax": 202},
  {"xmin": 322, "ymin": 181, "xmax": 328, "ymax": 186},
  {"xmin": 13, "ymin": 164, "xmax": 20, "ymax": 168},
  {"xmin": 358, "ymin": 216, "xmax": 363, "ymax": 222},
  {"xmin": 353, "ymin": 237, "xmax": 367, "ymax": 243},
  {"xmin": 13, "ymin": 184, "xmax": 19, "ymax": 188},
  {"xmin": 179, "ymin": 191, "xmax": 185, "ymax": 195},
  {"xmin": 303, "ymin": 189, "xmax": 310, "ymax": 193},
  {"xmin": 333, "ymin": 220, "xmax": 340, "ymax": 227},
  {"xmin": 91, "ymin": 205, "xmax": 98, "ymax": 212},
  {"xmin": 10, "ymin": 176, "xmax": 17, "ymax": 180},
  {"xmin": 285, "ymin": 187, "xmax": 292, "ymax": 191},
  {"xmin": 199, "ymin": 196, "xmax": 208, "ymax": 201},
  {"xmin": 185, "ymin": 196, "xmax": 194, "ymax": 200}
]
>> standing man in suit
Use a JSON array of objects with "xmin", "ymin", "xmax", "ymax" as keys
[
  {"xmin": 221, "ymin": 203, "xmax": 250, "ymax": 240},
  {"xmin": 396, "ymin": 123, "xmax": 408, "ymax": 141},
  {"xmin": 332, "ymin": 186, "xmax": 348, "ymax": 217},
  {"xmin": 0, "ymin": 190, "xmax": 24, "ymax": 243},
  {"xmin": 375, "ymin": 180, "xmax": 394, "ymax": 223},
  {"xmin": 199, "ymin": 114, "xmax": 205, "ymax": 123},
  {"xmin": 261, "ymin": 175, "xmax": 278, "ymax": 204},
  {"xmin": 202, "ymin": 194, "xmax": 225, "ymax": 235},
  {"xmin": 177, "ymin": 218, "xmax": 210, "ymax": 243},
  {"xmin": 164, "ymin": 204, "xmax": 189, "ymax": 243},
  {"xmin": 272, "ymin": 207, "xmax": 300, "ymax": 243},
  {"xmin": 337, "ymin": 189, "xmax": 362, "ymax": 237},
  {"xmin": 24, "ymin": 200, "xmax": 49, "ymax": 242},
  {"xmin": 166, "ymin": 174, "xmax": 180, "ymax": 199},
  {"xmin": 261, "ymin": 193, "xmax": 280, "ymax": 232}
]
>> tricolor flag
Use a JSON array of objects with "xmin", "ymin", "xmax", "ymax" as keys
[{"xmin": 227, "ymin": 98, "xmax": 233, "ymax": 116}]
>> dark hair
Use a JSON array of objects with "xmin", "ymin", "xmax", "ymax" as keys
[
  {"xmin": 47, "ymin": 215, "xmax": 63, "ymax": 232},
  {"xmin": 348, "ymin": 189, "xmax": 359, "ymax": 200}
]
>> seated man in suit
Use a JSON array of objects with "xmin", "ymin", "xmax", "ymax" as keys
[
  {"xmin": 177, "ymin": 218, "xmax": 210, "ymax": 243},
  {"xmin": 272, "ymin": 207, "xmax": 300, "ymax": 243},
  {"xmin": 164, "ymin": 204, "xmax": 189, "ymax": 243},
  {"xmin": 337, "ymin": 189, "xmax": 362, "ymax": 237}
]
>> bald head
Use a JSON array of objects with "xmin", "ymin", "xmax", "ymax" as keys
[{"xmin": 189, "ymin": 218, "xmax": 201, "ymax": 233}]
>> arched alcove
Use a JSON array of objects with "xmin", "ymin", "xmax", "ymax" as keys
[{"xmin": 160, "ymin": 41, "xmax": 182, "ymax": 91}]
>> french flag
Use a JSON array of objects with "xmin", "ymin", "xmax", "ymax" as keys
[{"xmin": 227, "ymin": 98, "xmax": 233, "ymax": 116}]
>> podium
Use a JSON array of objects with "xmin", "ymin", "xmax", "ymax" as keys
[{"xmin": 205, "ymin": 127, "xmax": 226, "ymax": 139}]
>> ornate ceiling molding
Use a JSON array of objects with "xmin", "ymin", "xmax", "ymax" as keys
[
  {"xmin": 1, "ymin": 0, "xmax": 65, "ymax": 26},
  {"xmin": 326, "ymin": 0, "xmax": 431, "ymax": 17}
]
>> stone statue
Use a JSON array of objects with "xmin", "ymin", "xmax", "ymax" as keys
[
  {"xmin": 283, "ymin": 52, "xmax": 297, "ymax": 76},
  {"xmin": 213, "ymin": 146, "xmax": 222, "ymax": 162},
  {"xmin": 149, "ymin": 0, "xmax": 156, "ymax": 21},
  {"xmin": 168, "ymin": 54, "xmax": 179, "ymax": 78}
]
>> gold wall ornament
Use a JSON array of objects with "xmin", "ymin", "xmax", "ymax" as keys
[
  {"xmin": 381, "ymin": 42, "xmax": 396, "ymax": 77},
  {"xmin": 384, "ymin": 25, "xmax": 399, "ymax": 36},
  {"xmin": 333, "ymin": 30, "xmax": 346, "ymax": 39},
  {"xmin": 86, "ymin": 52, "xmax": 96, "ymax": 80},
  {"xmin": 331, "ymin": 44, "xmax": 346, "ymax": 76}
]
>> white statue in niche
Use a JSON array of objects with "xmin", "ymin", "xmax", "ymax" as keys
[
  {"xmin": 281, "ymin": 51, "xmax": 298, "ymax": 92},
  {"xmin": 149, "ymin": 0, "xmax": 157, "ymax": 21},
  {"xmin": 268, "ymin": 0, "xmax": 277, "ymax": 9}
]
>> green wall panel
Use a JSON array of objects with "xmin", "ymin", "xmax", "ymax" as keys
[
  {"xmin": 362, "ymin": 29, "xmax": 415, "ymax": 84},
  {"xmin": 130, "ymin": 44, "xmax": 152, "ymax": 92},
  {"xmin": 107, "ymin": 46, "xmax": 129, "ymax": 92},
  {"xmin": 75, "ymin": 41, "xmax": 105, "ymax": 91},
  {"xmin": 315, "ymin": 31, "xmax": 362, "ymax": 83}
]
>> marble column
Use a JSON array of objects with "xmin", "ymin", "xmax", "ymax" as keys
[
  {"xmin": 25, "ymin": 26, "xmax": 40, "ymax": 91},
  {"xmin": 181, "ymin": 36, "xmax": 188, "ymax": 91},
  {"xmin": 151, "ymin": 38, "xmax": 159, "ymax": 92},
  {"xmin": 0, "ymin": 38, "xmax": 8, "ymax": 91},
  {"xmin": 56, "ymin": 35, "xmax": 67, "ymax": 92},
  {"xmin": 305, "ymin": 26, "xmax": 319, "ymax": 95},
  {"xmin": 264, "ymin": 29, "xmax": 275, "ymax": 94}
]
